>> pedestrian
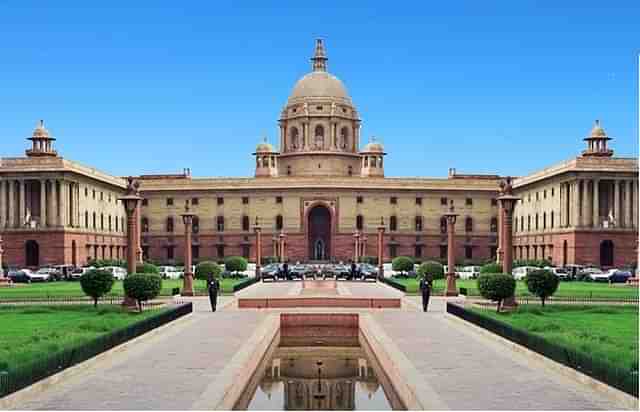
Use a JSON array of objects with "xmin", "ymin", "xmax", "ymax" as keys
[
  {"xmin": 283, "ymin": 261, "xmax": 290, "ymax": 281},
  {"xmin": 350, "ymin": 261, "xmax": 357, "ymax": 281},
  {"xmin": 419, "ymin": 274, "xmax": 432, "ymax": 312},
  {"xmin": 208, "ymin": 275, "xmax": 220, "ymax": 312}
]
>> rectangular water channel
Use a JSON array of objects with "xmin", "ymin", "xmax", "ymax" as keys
[{"xmin": 234, "ymin": 314, "xmax": 406, "ymax": 410}]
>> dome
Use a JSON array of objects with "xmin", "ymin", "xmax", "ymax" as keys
[
  {"xmin": 32, "ymin": 120, "xmax": 50, "ymax": 138},
  {"xmin": 589, "ymin": 120, "xmax": 607, "ymax": 137},
  {"xmin": 362, "ymin": 140, "xmax": 384, "ymax": 153},
  {"xmin": 255, "ymin": 141, "xmax": 275, "ymax": 153},
  {"xmin": 288, "ymin": 71, "xmax": 351, "ymax": 102}
]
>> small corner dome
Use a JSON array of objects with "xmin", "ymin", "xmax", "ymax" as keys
[
  {"xmin": 255, "ymin": 141, "xmax": 275, "ymax": 153},
  {"xmin": 32, "ymin": 120, "xmax": 51, "ymax": 138},
  {"xmin": 589, "ymin": 120, "xmax": 607, "ymax": 137},
  {"xmin": 362, "ymin": 141, "xmax": 384, "ymax": 153}
]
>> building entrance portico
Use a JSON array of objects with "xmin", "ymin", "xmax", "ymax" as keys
[{"xmin": 307, "ymin": 204, "xmax": 332, "ymax": 261}]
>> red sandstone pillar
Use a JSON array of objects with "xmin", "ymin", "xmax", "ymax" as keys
[
  {"xmin": 498, "ymin": 177, "xmax": 520, "ymax": 310},
  {"xmin": 254, "ymin": 223, "xmax": 262, "ymax": 279},
  {"xmin": 119, "ymin": 178, "xmax": 141, "ymax": 308},
  {"xmin": 497, "ymin": 203, "xmax": 504, "ymax": 264},
  {"xmin": 353, "ymin": 232, "xmax": 360, "ymax": 262},
  {"xmin": 181, "ymin": 202, "xmax": 195, "ymax": 296},
  {"xmin": 134, "ymin": 203, "xmax": 143, "ymax": 263},
  {"xmin": 279, "ymin": 231, "xmax": 286, "ymax": 263},
  {"xmin": 444, "ymin": 201, "xmax": 459, "ymax": 296},
  {"xmin": 377, "ymin": 218, "xmax": 385, "ymax": 279}
]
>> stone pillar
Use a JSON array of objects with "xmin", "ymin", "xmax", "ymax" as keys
[
  {"xmin": 18, "ymin": 179, "xmax": 26, "ymax": 228},
  {"xmin": 625, "ymin": 180, "xmax": 633, "ymax": 228},
  {"xmin": 377, "ymin": 224, "xmax": 385, "ymax": 279},
  {"xmin": 497, "ymin": 204, "xmax": 504, "ymax": 264},
  {"xmin": 585, "ymin": 180, "xmax": 593, "ymax": 228},
  {"xmin": 302, "ymin": 122, "xmax": 308, "ymax": 150},
  {"xmin": 353, "ymin": 232, "xmax": 360, "ymax": 262},
  {"xmin": 254, "ymin": 226, "xmax": 262, "ymax": 279},
  {"xmin": 331, "ymin": 122, "xmax": 336, "ymax": 149},
  {"xmin": 634, "ymin": 180, "xmax": 639, "ymax": 228},
  {"xmin": 592, "ymin": 179, "xmax": 599, "ymax": 228},
  {"xmin": 445, "ymin": 217, "xmax": 458, "ymax": 296},
  {"xmin": 60, "ymin": 180, "xmax": 68, "ymax": 227},
  {"xmin": 502, "ymin": 203, "xmax": 517, "ymax": 309},
  {"xmin": 7, "ymin": 180, "xmax": 15, "ymax": 228},
  {"xmin": 360, "ymin": 235, "xmax": 367, "ymax": 259},
  {"xmin": 559, "ymin": 183, "xmax": 565, "ymax": 227},
  {"xmin": 182, "ymin": 218, "xmax": 194, "ymax": 296},
  {"xmin": 0, "ymin": 180, "xmax": 5, "ymax": 229},
  {"xmin": 613, "ymin": 179, "xmax": 620, "ymax": 227},
  {"xmin": 40, "ymin": 179, "xmax": 47, "ymax": 228},
  {"xmin": 279, "ymin": 232, "xmax": 286, "ymax": 263},
  {"xmin": 135, "ymin": 203, "xmax": 142, "ymax": 263},
  {"xmin": 571, "ymin": 180, "xmax": 580, "ymax": 228}
]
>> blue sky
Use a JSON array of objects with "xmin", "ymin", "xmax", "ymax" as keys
[{"xmin": 0, "ymin": 1, "xmax": 638, "ymax": 178}]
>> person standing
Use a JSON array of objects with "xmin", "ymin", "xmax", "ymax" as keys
[
  {"xmin": 350, "ymin": 262, "xmax": 357, "ymax": 281},
  {"xmin": 208, "ymin": 275, "xmax": 220, "ymax": 312},
  {"xmin": 419, "ymin": 274, "xmax": 432, "ymax": 312}
]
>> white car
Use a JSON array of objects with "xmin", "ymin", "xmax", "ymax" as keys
[
  {"xmin": 456, "ymin": 266, "xmax": 481, "ymax": 279},
  {"xmin": 588, "ymin": 271, "xmax": 610, "ymax": 282},
  {"xmin": 544, "ymin": 266, "xmax": 570, "ymax": 280},
  {"xmin": 512, "ymin": 266, "xmax": 539, "ymax": 280},
  {"xmin": 159, "ymin": 266, "xmax": 183, "ymax": 279},
  {"xmin": 29, "ymin": 269, "xmax": 52, "ymax": 282},
  {"xmin": 103, "ymin": 266, "xmax": 127, "ymax": 280},
  {"xmin": 35, "ymin": 268, "xmax": 59, "ymax": 281}
]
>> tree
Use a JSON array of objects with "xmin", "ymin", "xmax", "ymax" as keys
[
  {"xmin": 525, "ymin": 269, "xmax": 559, "ymax": 307},
  {"xmin": 477, "ymin": 273, "xmax": 516, "ymax": 312},
  {"xmin": 224, "ymin": 256, "xmax": 248, "ymax": 276},
  {"xmin": 480, "ymin": 263, "xmax": 503, "ymax": 274},
  {"xmin": 80, "ymin": 269, "xmax": 115, "ymax": 307},
  {"xmin": 417, "ymin": 261, "xmax": 444, "ymax": 280},
  {"xmin": 392, "ymin": 256, "xmax": 414, "ymax": 276},
  {"xmin": 195, "ymin": 261, "xmax": 222, "ymax": 281},
  {"xmin": 136, "ymin": 262, "xmax": 159, "ymax": 274},
  {"xmin": 123, "ymin": 274, "xmax": 162, "ymax": 311}
]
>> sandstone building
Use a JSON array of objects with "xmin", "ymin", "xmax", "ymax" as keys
[{"xmin": 1, "ymin": 40, "xmax": 637, "ymax": 269}]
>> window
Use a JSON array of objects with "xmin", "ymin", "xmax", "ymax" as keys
[
  {"xmin": 242, "ymin": 215, "xmax": 250, "ymax": 231},
  {"xmin": 551, "ymin": 187, "xmax": 555, "ymax": 197},
  {"xmin": 520, "ymin": 216, "xmax": 524, "ymax": 231},
  {"xmin": 84, "ymin": 188, "xmax": 88, "ymax": 197},
  {"xmin": 275, "ymin": 215, "xmax": 283, "ymax": 230},
  {"xmin": 465, "ymin": 217, "xmax": 473, "ymax": 232},
  {"xmin": 440, "ymin": 217, "xmax": 447, "ymax": 234},
  {"xmin": 491, "ymin": 198, "xmax": 498, "ymax": 206},
  {"xmin": 527, "ymin": 215, "xmax": 531, "ymax": 231},
  {"xmin": 339, "ymin": 127, "xmax": 349, "ymax": 149},
  {"xmin": 314, "ymin": 125, "xmax": 325, "ymax": 148},
  {"xmin": 536, "ymin": 192, "xmax": 539, "ymax": 201},
  {"xmin": 142, "ymin": 198, "xmax": 148, "ymax": 206},
  {"xmin": 192, "ymin": 216, "xmax": 199, "ymax": 234},
  {"xmin": 465, "ymin": 246, "xmax": 473, "ymax": 259},
  {"xmin": 85, "ymin": 211, "xmax": 89, "ymax": 228},
  {"xmin": 490, "ymin": 217, "xmax": 498, "ymax": 233},
  {"xmin": 167, "ymin": 246, "xmax": 174, "ymax": 260},
  {"xmin": 390, "ymin": 197, "xmax": 397, "ymax": 205},
  {"xmin": 121, "ymin": 217, "xmax": 124, "ymax": 232},
  {"xmin": 100, "ymin": 213, "xmax": 104, "ymax": 230},
  {"xmin": 287, "ymin": 166, "xmax": 291, "ymax": 176},
  {"xmin": 192, "ymin": 197, "xmax": 199, "ymax": 205},
  {"xmin": 356, "ymin": 215, "xmax": 364, "ymax": 230},
  {"xmin": 217, "ymin": 197, "xmax": 224, "ymax": 205},
  {"xmin": 551, "ymin": 211, "xmax": 555, "ymax": 228},
  {"xmin": 276, "ymin": 196, "xmax": 282, "ymax": 204},
  {"xmin": 535, "ymin": 213, "xmax": 539, "ymax": 230},
  {"xmin": 348, "ymin": 166, "xmax": 353, "ymax": 176},
  {"xmin": 440, "ymin": 245, "xmax": 447, "ymax": 260},
  {"xmin": 108, "ymin": 215, "xmax": 112, "ymax": 231},
  {"xmin": 416, "ymin": 197, "xmax": 422, "ymax": 205},
  {"xmin": 167, "ymin": 198, "xmax": 174, "ymax": 206},
  {"xmin": 166, "ymin": 217, "xmax": 174, "ymax": 232},
  {"xmin": 543, "ymin": 190, "xmax": 547, "ymax": 199},
  {"xmin": 217, "ymin": 245, "xmax": 225, "ymax": 258},
  {"xmin": 92, "ymin": 190, "xmax": 96, "ymax": 199},
  {"xmin": 192, "ymin": 245, "xmax": 200, "ymax": 261},
  {"xmin": 466, "ymin": 198, "xmax": 473, "ymax": 206},
  {"xmin": 93, "ymin": 212, "xmax": 96, "ymax": 229},
  {"xmin": 100, "ymin": 192, "xmax": 104, "ymax": 201},
  {"xmin": 414, "ymin": 245, "xmax": 423, "ymax": 258},
  {"xmin": 415, "ymin": 216, "xmax": 423, "ymax": 231},
  {"xmin": 389, "ymin": 216, "xmax": 397, "ymax": 231},
  {"xmin": 389, "ymin": 245, "xmax": 397, "ymax": 258},
  {"xmin": 290, "ymin": 127, "xmax": 299, "ymax": 149},
  {"xmin": 543, "ymin": 213, "xmax": 547, "ymax": 229},
  {"xmin": 142, "ymin": 217, "xmax": 149, "ymax": 232},
  {"xmin": 217, "ymin": 216, "xmax": 225, "ymax": 232},
  {"xmin": 440, "ymin": 197, "xmax": 448, "ymax": 206},
  {"xmin": 242, "ymin": 197, "xmax": 249, "ymax": 205},
  {"xmin": 242, "ymin": 245, "xmax": 250, "ymax": 259},
  {"xmin": 357, "ymin": 196, "xmax": 363, "ymax": 204}
]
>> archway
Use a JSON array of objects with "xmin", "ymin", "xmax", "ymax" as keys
[
  {"xmin": 600, "ymin": 240, "xmax": 614, "ymax": 267},
  {"xmin": 25, "ymin": 240, "xmax": 39, "ymax": 267},
  {"xmin": 308, "ymin": 205, "xmax": 331, "ymax": 261}
]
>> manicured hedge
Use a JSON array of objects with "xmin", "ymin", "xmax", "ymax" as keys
[
  {"xmin": 380, "ymin": 277, "xmax": 407, "ymax": 292},
  {"xmin": 232, "ymin": 277, "xmax": 260, "ymax": 292}
]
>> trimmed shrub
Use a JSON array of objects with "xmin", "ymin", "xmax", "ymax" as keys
[
  {"xmin": 477, "ymin": 273, "xmax": 516, "ymax": 312},
  {"xmin": 480, "ymin": 263, "xmax": 503, "ymax": 274},
  {"xmin": 80, "ymin": 269, "xmax": 115, "ymax": 307},
  {"xmin": 90, "ymin": 259, "xmax": 127, "ymax": 268},
  {"xmin": 224, "ymin": 256, "xmax": 248, "ymax": 275},
  {"xmin": 123, "ymin": 273, "xmax": 162, "ymax": 311},
  {"xmin": 392, "ymin": 256, "xmax": 414, "ymax": 275},
  {"xmin": 525, "ymin": 269, "xmax": 559, "ymax": 306},
  {"xmin": 417, "ymin": 261, "xmax": 444, "ymax": 280},
  {"xmin": 136, "ymin": 262, "xmax": 159, "ymax": 274},
  {"xmin": 362, "ymin": 256, "xmax": 378, "ymax": 265},
  {"xmin": 514, "ymin": 259, "xmax": 551, "ymax": 268},
  {"xmin": 195, "ymin": 261, "xmax": 222, "ymax": 281}
]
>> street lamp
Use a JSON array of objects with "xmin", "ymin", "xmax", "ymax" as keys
[
  {"xmin": 377, "ymin": 217, "xmax": 385, "ymax": 279},
  {"xmin": 254, "ymin": 216, "xmax": 262, "ymax": 279},
  {"xmin": 498, "ymin": 177, "xmax": 520, "ymax": 309},
  {"xmin": 353, "ymin": 231, "xmax": 361, "ymax": 263},
  {"xmin": 118, "ymin": 177, "xmax": 142, "ymax": 307},
  {"xmin": 444, "ymin": 200, "xmax": 459, "ymax": 296},
  {"xmin": 181, "ymin": 200, "xmax": 195, "ymax": 296},
  {"xmin": 279, "ymin": 230, "xmax": 287, "ymax": 263}
]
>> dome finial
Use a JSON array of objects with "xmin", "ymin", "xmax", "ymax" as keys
[{"xmin": 311, "ymin": 38, "xmax": 328, "ymax": 72}]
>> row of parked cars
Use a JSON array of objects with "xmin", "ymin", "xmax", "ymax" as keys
[
  {"xmin": 444, "ymin": 264, "xmax": 634, "ymax": 283},
  {"xmin": 260, "ymin": 262, "xmax": 379, "ymax": 282},
  {"xmin": 4, "ymin": 265, "xmax": 129, "ymax": 283}
]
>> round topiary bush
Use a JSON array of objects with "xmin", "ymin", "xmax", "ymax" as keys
[
  {"xmin": 477, "ymin": 273, "xmax": 516, "ymax": 312},
  {"xmin": 195, "ymin": 261, "xmax": 222, "ymax": 281},
  {"xmin": 123, "ymin": 273, "xmax": 162, "ymax": 311},
  {"xmin": 525, "ymin": 269, "xmax": 559, "ymax": 307},
  {"xmin": 480, "ymin": 263, "xmax": 503, "ymax": 274},
  {"xmin": 80, "ymin": 269, "xmax": 115, "ymax": 307},
  {"xmin": 392, "ymin": 256, "xmax": 414, "ymax": 276},
  {"xmin": 224, "ymin": 256, "xmax": 248, "ymax": 276},
  {"xmin": 417, "ymin": 261, "xmax": 444, "ymax": 280},
  {"xmin": 136, "ymin": 262, "xmax": 159, "ymax": 274}
]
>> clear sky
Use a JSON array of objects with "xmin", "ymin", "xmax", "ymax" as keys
[{"xmin": 1, "ymin": 1, "xmax": 638, "ymax": 178}]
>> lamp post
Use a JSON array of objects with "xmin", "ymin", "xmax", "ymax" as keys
[
  {"xmin": 181, "ymin": 200, "xmax": 195, "ymax": 296},
  {"xmin": 444, "ymin": 200, "xmax": 459, "ymax": 296},
  {"xmin": 279, "ymin": 231, "xmax": 286, "ymax": 263},
  {"xmin": 360, "ymin": 234, "xmax": 368, "ymax": 261},
  {"xmin": 353, "ymin": 231, "xmax": 360, "ymax": 263},
  {"xmin": 118, "ymin": 177, "xmax": 141, "ymax": 307},
  {"xmin": 254, "ymin": 216, "xmax": 262, "ymax": 279},
  {"xmin": 272, "ymin": 235, "xmax": 279, "ymax": 262},
  {"xmin": 377, "ymin": 217, "xmax": 385, "ymax": 279},
  {"xmin": 498, "ymin": 177, "xmax": 520, "ymax": 309}
]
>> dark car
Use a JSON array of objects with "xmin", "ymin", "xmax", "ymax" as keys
[
  {"xmin": 8, "ymin": 269, "xmax": 32, "ymax": 283},
  {"xmin": 260, "ymin": 263, "xmax": 280, "ymax": 281},
  {"xmin": 360, "ymin": 264, "xmax": 378, "ymax": 281},
  {"xmin": 609, "ymin": 270, "xmax": 632, "ymax": 284},
  {"xmin": 289, "ymin": 264, "xmax": 309, "ymax": 280}
]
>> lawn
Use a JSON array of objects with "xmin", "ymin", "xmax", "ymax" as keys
[
  {"xmin": 0, "ymin": 305, "xmax": 166, "ymax": 372},
  {"xmin": 0, "ymin": 278, "xmax": 246, "ymax": 300},
  {"xmin": 471, "ymin": 305, "xmax": 639, "ymax": 372},
  {"xmin": 392, "ymin": 277, "xmax": 639, "ymax": 299}
]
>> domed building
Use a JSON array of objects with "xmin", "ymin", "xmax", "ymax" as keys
[{"xmin": 0, "ymin": 41, "xmax": 637, "ymax": 269}]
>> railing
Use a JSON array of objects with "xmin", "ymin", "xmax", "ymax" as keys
[
  {"xmin": 446, "ymin": 302, "xmax": 638, "ymax": 398},
  {"xmin": 0, "ymin": 296, "xmax": 168, "ymax": 308},
  {"xmin": 0, "ymin": 302, "xmax": 192, "ymax": 398}
]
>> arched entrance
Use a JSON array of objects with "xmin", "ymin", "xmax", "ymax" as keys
[
  {"xmin": 25, "ymin": 240, "xmax": 39, "ymax": 267},
  {"xmin": 308, "ymin": 205, "xmax": 331, "ymax": 261},
  {"xmin": 600, "ymin": 240, "xmax": 614, "ymax": 267}
]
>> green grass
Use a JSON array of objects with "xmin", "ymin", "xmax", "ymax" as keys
[
  {"xmin": 471, "ymin": 305, "xmax": 639, "ymax": 372},
  {"xmin": 393, "ymin": 277, "xmax": 639, "ymax": 299},
  {"xmin": 0, "ymin": 305, "xmax": 166, "ymax": 372},
  {"xmin": 0, "ymin": 278, "xmax": 246, "ymax": 300}
]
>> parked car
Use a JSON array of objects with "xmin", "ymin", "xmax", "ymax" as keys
[
  {"xmin": 35, "ymin": 267, "xmax": 60, "ymax": 281},
  {"xmin": 289, "ymin": 264, "xmax": 309, "ymax": 280},
  {"xmin": 68, "ymin": 267, "xmax": 84, "ymax": 280},
  {"xmin": 8, "ymin": 269, "xmax": 34, "ymax": 283},
  {"xmin": 334, "ymin": 264, "xmax": 351, "ymax": 280},
  {"xmin": 588, "ymin": 270, "xmax": 611, "ymax": 282},
  {"xmin": 607, "ymin": 269, "xmax": 633, "ymax": 284},
  {"xmin": 360, "ymin": 263, "xmax": 378, "ymax": 281},
  {"xmin": 512, "ymin": 266, "xmax": 539, "ymax": 280},
  {"xmin": 577, "ymin": 267, "xmax": 601, "ymax": 281},
  {"xmin": 563, "ymin": 264, "xmax": 585, "ymax": 280},
  {"xmin": 102, "ymin": 266, "xmax": 127, "ymax": 280},
  {"xmin": 53, "ymin": 264, "xmax": 76, "ymax": 280},
  {"xmin": 544, "ymin": 266, "xmax": 570, "ymax": 281},
  {"xmin": 456, "ymin": 266, "xmax": 481, "ymax": 279},
  {"xmin": 260, "ymin": 263, "xmax": 280, "ymax": 281},
  {"xmin": 158, "ymin": 266, "xmax": 183, "ymax": 279}
]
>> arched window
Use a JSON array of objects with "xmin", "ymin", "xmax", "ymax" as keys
[
  {"xmin": 340, "ymin": 127, "xmax": 349, "ymax": 149},
  {"xmin": 314, "ymin": 125, "xmax": 324, "ymax": 149},
  {"xmin": 440, "ymin": 217, "xmax": 447, "ymax": 234},
  {"xmin": 275, "ymin": 215, "xmax": 283, "ymax": 230},
  {"xmin": 465, "ymin": 217, "xmax": 473, "ymax": 232},
  {"xmin": 520, "ymin": 216, "xmax": 524, "ymax": 232},
  {"xmin": 192, "ymin": 216, "xmax": 199, "ymax": 234},
  {"xmin": 100, "ymin": 213, "xmax": 104, "ymax": 230},
  {"xmin": 92, "ymin": 212, "xmax": 96, "ymax": 229},
  {"xmin": 527, "ymin": 215, "xmax": 531, "ymax": 231},
  {"xmin": 108, "ymin": 215, "xmax": 112, "ymax": 231},
  {"xmin": 415, "ymin": 216, "xmax": 423, "ymax": 231},
  {"xmin": 535, "ymin": 213, "xmax": 539, "ymax": 230},
  {"xmin": 356, "ymin": 215, "xmax": 364, "ymax": 230},
  {"xmin": 85, "ymin": 211, "xmax": 89, "ymax": 228},
  {"xmin": 166, "ymin": 217, "xmax": 174, "ymax": 232},
  {"xmin": 543, "ymin": 212, "xmax": 547, "ymax": 229},
  {"xmin": 242, "ymin": 215, "xmax": 250, "ymax": 231},
  {"xmin": 290, "ymin": 127, "xmax": 299, "ymax": 150},
  {"xmin": 490, "ymin": 217, "xmax": 498, "ymax": 233},
  {"xmin": 348, "ymin": 166, "xmax": 353, "ymax": 176},
  {"xmin": 217, "ymin": 216, "xmax": 225, "ymax": 232},
  {"xmin": 141, "ymin": 217, "xmax": 149, "ymax": 232},
  {"xmin": 389, "ymin": 216, "xmax": 397, "ymax": 231},
  {"xmin": 551, "ymin": 211, "xmax": 555, "ymax": 228},
  {"xmin": 115, "ymin": 216, "xmax": 119, "ymax": 232}
]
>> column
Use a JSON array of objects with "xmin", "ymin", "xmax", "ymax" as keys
[
  {"xmin": 255, "ymin": 227, "xmax": 262, "ymax": 278},
  {"xmin": 40, "ymin": 179, "xmax": 47, "ymax": 228},
  {"xmin": 613, "ymin": 180, "xmax": 620, "ymax": 227},
  {"xmin": 497, "ymin": 203, "xmax": 504, "ymax": 264},
  {"xmin": 0, "ymin": 180, "xmax": 5, "ymax": 229},
  {"xmin": 445, "ymin": 217, "xmax": 458, "ymax": 296},
  {"xmin": 59, "ymin": 180, "xmax": 67, "ymax": 227},
  {"xmin": 302, "ymin": 123, "xmax": 308, "ymax": 150},
  {"xmin": 182, "ymin": 218, "xmax": 194, "ymax": 296},
  {"xmin": 633, "ymin": 180, "xmax": 638, "ymax": 228},
  {"xmin": 571, "ymin": 180, "xmax": 580, "ymax": 228},
  {"xmin": 377, "ymin": 224, "xmax": 385, "ymax": 279},
  {"xmin": 592, "ymin": 179, "xmax": 599, "ymax": 228},
  {"xmin": 584, "ymin": 180, "xmax": 593, "ymax": 227},
  {"xmin": 331, "ymin": 122, "xmax": 336, "ymax": 149},
  {"xmin": 8, "ymin": 180, "xmax": 15, "ymax": 228},
  {"xmin": 625, "ymin": 180, "xmax": 633, "ymax": 228},
  {"xmin": 19, "ymin": 179, "xmax": 26, "ymax": 227},
  {"xmin": 559, "ymin": 183, "xmax": 566, "ymax": 227}
]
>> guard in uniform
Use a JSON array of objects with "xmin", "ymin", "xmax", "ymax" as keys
[
  {"xmin": 208, "ymin": 276, "xmax": 220, "ymax": 312},
  {"xmin": 419, "ymin": 275, "xmax": 432, "ymax": 312}
]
